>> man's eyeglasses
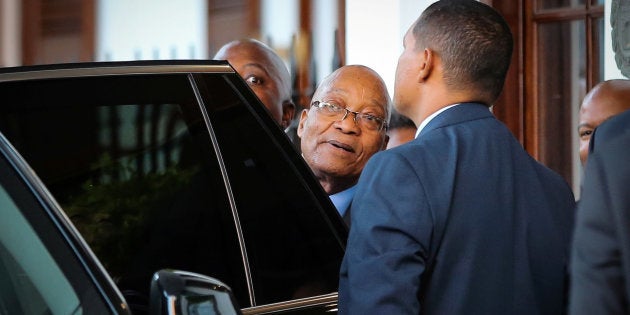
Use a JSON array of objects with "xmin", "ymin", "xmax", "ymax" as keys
[{"xmin": 311, "ymin": 101, "xmax": 388, "ymax": 132}]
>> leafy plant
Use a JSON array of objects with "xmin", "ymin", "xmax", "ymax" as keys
[{"xmin": 64, "ymin": 153, "xmax": 197, "ymax": 276}]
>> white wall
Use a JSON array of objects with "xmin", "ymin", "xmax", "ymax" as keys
[
  {"xmin": 96, "ymin": 0, "xmax": 208, "ymax": 61},
  {"xmin": 261, "ymin": 0, "xmax": 298, "ymax": 49},
  {"xmin": 312, "ymin": 0, "xmax": 338, "ymax": 85},
  {"xmin": 345, "ymin": 0, "xmax": 436, "ymax": 97},
  {"xmin": 260, "ymin": 0, "xmax": 339, "ymax": 85},
  {"xmin": 0, "ymin": 0, "xmax": 21, "ymax": 66},
  {"xmin": 259, "ymin": 0, "xmax": 298, "ymax": 79}
]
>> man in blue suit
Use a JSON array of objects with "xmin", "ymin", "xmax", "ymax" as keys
[
  {"xmin": 570, "ymin": 108, "xmax": 630, "ymax": 314},
  {"xmin": 338, "ymin": 1, "xmax": 576, "ymax": 314}
]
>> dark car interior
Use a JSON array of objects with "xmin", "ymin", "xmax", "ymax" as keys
[{"xmin": 0, "ymin": 64, "xmax": 347, "ymax": 314}]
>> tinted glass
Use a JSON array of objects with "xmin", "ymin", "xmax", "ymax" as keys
[
  {"xmin": 0, "ymin": 74, "xmax": 248, "ymax": 311},
  {"xmin": 596, "ymin": 17, "xmax": 605, "ymax": 82},
  {"xmin": 537, "ymin": 20, "xmax": 586, "ymax": 189},
  {"xmin": 0, "ymin": 150, "xmax": 110, "ymax": 314},
  {"xmin": 195, "ymin": 74, "xmax": 346, "ymax": 306}
]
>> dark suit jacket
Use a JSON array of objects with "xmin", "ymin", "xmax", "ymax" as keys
[
  {"xmin": 339, "ymin": 103, "xmax": 575, "ymax": 315},
  {"xmin": 588, "ymin": 108, "xmax": 630, "ymax": 154},
  {"xmin": 569, "ymin": 110, "xmax": 630, "ymax": 314}
]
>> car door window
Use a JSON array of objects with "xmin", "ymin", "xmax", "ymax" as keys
[
  {"xmin": 0, "ymin": 74, "xmax": 248, "ymax": 310},
  {"xmin": 0, "ymin": 67, "xmax": 349, "ymax": 314},
  {"xmin": 0, "ymin": 150, "xmax": 110, "ymax": 314},
  {"xmin": 196, "ymin": 74, "xmax": 347, "ymax": 306}
]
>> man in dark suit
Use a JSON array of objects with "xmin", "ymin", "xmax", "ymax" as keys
[
  {"xmin": 338, "ymin": 1, "xmax": 576, "ymax": 314},
  {"xmin": 570, "ymin": 108, "xmax": 630, "ymax": 314}
]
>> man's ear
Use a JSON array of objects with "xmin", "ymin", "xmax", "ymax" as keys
[
  {"xmin": 296, "ymin": 109, "xmax": 309, "ymax": 138},
  {"xmin": 281, "ymin": 100, "xmax": 296, "ymax": 129},
  {"xmin": 380, "ymin": 134, "xmax": 390, "ymax": 150},
  {"xmin": 417, "ymin": 48, "xmax": 434, "ymax": 83}
]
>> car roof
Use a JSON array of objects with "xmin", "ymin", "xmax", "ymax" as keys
[{"xmin": 0, "ymin": 60, "xmax": 235, "ymax": 82}]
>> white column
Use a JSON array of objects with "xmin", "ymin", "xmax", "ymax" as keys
[
  {"xmin": 312, "ymin": 0, "xmax": 337, "ymax": 85},
  {"xmin": 0, "ymin": 0, "xmax": 21, "ymax": 66},
  {"xmin": 345, "ymin": 0, "xmax": 435, "ymax": 97},
  {"xmin": 261, "ymin": 0, "xmax": 298, "ymax": 49}
]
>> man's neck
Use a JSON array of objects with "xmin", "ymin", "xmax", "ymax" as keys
[
  {"xmin": 411, "ymin": 89, "xmax": 487, "ymax": 127},
  {"xmin": 319, "ymin": 176, "xmax": 357, "ymax": 195}
]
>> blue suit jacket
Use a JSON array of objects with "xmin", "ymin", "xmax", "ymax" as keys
[
  {"xmin": 339, "ymin": 103, "xmax": 575, "ymax": 314},
  {"xmin": 569, "ymin": 109, "xmax": 630, "ymax": 314}
]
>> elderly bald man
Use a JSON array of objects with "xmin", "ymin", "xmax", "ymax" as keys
[
  {"xmin": 214, "ymin": 38, "xmax": 295, "ymax": 129},
  {"xmin": 297, "ymin": 65, "xmax": 391, "ymax": 224}
]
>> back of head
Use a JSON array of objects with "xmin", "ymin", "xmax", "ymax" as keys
[
  {"xmin": 388, "ymin": 110, "xmax": 416, "ymax": 131},
  {"xmin": 386, "ymin": 110, "xmax": 417, "ymax": 149},
  {"xmin": 413, "ymin": 0, "xmax": 513, "ymax": 104},
  {"xmin": 583, "ymin": 79, "xmax": 630, "ymax": 109}
]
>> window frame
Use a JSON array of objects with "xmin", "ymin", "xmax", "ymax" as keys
[{"xmin": 492, "ymin": 0, "xmax": 604, "ymax": 191}]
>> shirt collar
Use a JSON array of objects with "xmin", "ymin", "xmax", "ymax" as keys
[
  {"xmin": 415, "ymin": 103, "xmax": 460, "ymax": 138},
  {"xmin": 329, "ymin": 185, "xmax": 357, "ymax": 217}
]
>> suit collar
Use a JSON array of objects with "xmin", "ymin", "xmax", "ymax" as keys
[
  {"xmin": 418, "ymin": 102, "xmax": 492, "ymax": 138},
  {"xmin": 415, "ymin": 103, "xmax": 460, "ymax": 138}
]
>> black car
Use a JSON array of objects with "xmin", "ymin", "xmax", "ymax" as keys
[{"xmin": 0, "ymin": 61, "xmax": 347, "ymax": 314}]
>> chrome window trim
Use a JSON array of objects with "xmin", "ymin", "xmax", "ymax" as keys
[
  {"xmin": 0, "ymin": 63, "xmax": 233, "ymax": 82},
  {"xmin": 242, "ymin": 292, "xmax": 338, "ymax": 314}
]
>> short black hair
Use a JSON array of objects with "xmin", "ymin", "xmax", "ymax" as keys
[
  {"xmin": 388, "ymin": 111, "xmax": 416, "ymax": 131},
  {"xmin": 413, "ymin": 0, "xmax": 513, "ymax": 104}
]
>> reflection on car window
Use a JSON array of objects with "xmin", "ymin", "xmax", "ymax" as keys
[
  {"xmin": 0, "ymin": 149, "xmax": 112, "ymax": 314},
  {"xmin": 0, "ymin": 184, "xmax": 82, "ymax": 315},
  {"xmin": 0, "ymin": 74, "xmax": 248, "ymax": 311}
]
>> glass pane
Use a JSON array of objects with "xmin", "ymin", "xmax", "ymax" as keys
[
  {"xmin": 0, "ymin": 153, "xmax": 110, "ymax": 313},
  {"xmin": 596, "ymin": 17, "xmax": 605, "ymax": 82},
  {"xmin": 0, "ymin": 181, "xmax": 81, "ymax": 314},
  {"xmin": 537, "ymin": 20, "xmax": 586, "ymax": 188},
  {"xmin": 0, "ymin": 74, "xmax": 248, "ymax": 310},
  {"xmin": 198, "ymin": 74, "xmax": 346, "ymax": 306},
  {"xmin": 537, "ymin": 0, "xmax": 585, "ymax": 10}
]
